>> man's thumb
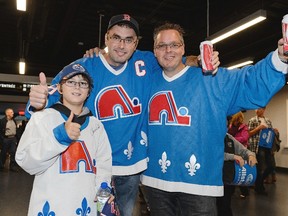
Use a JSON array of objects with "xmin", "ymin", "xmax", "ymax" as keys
[{"xmin": 39, "ymin": 72, "xmax": 47, "ymax": 87}]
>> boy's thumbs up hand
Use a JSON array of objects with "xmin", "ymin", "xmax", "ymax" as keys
[{"xmin": 65, "ymin": 112, "xmax": 81, "ymax": 140}]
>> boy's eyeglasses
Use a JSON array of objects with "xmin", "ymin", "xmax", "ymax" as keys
[{"xmin": 63, "ymin": 80, "xmax": 89, "ymax": 89}]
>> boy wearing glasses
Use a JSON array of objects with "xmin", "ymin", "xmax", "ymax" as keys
[{"xmin": 16, "ymin": 64, "xmax": 113, "ymax": 216}]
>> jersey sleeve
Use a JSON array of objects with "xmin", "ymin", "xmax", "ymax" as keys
[
  {"xmin": 92, "ymin": 118, "xmax": 112, "ymax": 189},
  {"xmin": 214, "ymin": 51, "xmax": 286, "ymax": 116},
  {"xmin": 16, "ymin": 111, "xmax": 67, "ymax": 175}
]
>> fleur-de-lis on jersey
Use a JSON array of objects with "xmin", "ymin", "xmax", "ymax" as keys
[
  {"xmin": 76, "ymin": 198, "xmax": 91, "ymax": 216},
  {"xmin": 124, "ymin": 141, "xmax": 133, "ymax": 159},
  {"xmin": 37, "ymin": 201, "xmax": 55, "ymax": 216},
  {"xmin": 140, "ymin": 131, "xmax": 148, "ymax": 146},
  {"xmin": 158, "ymin": 152, "xmax": 171, "ymax": 173},
  {"xmin": 185, "ymin": 154, "xmax": 201, "ymax": 176}
]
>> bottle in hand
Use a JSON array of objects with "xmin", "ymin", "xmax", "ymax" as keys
[{"xmin": 96, "ymin": 182, "xmax": 119, "ymax": 216}]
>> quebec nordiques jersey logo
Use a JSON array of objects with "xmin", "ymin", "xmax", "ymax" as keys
[
  {"xmin": 95, "ymin": 85, "xmax": 142, "ymax": 121},
  {"xmin": 149, "ymin": 91, "xmax": 191, "ymax": 126},
  {"xmin": 60, "ymin": 141, "xmax": 96, "ymax": 174}
]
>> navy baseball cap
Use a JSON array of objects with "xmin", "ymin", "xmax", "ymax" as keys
[
  {"xmin": 58, "ymin": 63, "xmax": 93, "ymax": 86},
  {"xmin": 107, "ymin": 14, "xmax": 140, "ymax": 36}
]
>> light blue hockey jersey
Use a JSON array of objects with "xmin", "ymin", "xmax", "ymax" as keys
[{"xmin": 141, "ymin": 51, "xmax": 286, "ymax": 197}]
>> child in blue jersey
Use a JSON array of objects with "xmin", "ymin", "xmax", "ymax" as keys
[
  {"xmin": 16, "ymin": 64, "xmax": 113, "ymax": 216},
  {"xmin": 25, "ymin": 14, "xmax": 220, "ymax": 216},
  {"xmin": 141, "ymin": 22, "xmax": 288, "ymax": 215}
]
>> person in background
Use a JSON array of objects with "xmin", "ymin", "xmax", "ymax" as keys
[
  {"xmin": 228, "ymin": 111, "xmax": 249, "ymax": 147},
  {"xmin": 140, "ymin": 22, "xmax": 287, "ymax": 215},
  {"xmin": 16, "ymin": 119, "xmax": 27, "ymax": 141},
  {"xmin": 265, "ymin": 128, "xmax": 281, "ymax": 183},
  {"xmin": 26, "ymin": 14, "xmax": 220, "ymax": 216},
  {"xmin": 228, "ymin": 111, "xmax": 250, "ymax": 198},
  {"xmin": 0, "ymin": 108, "xmax": 19, "ymax": 172},
  {"xmin": 217, "ymin": 133, "xmax": 257, "ymax": 216},
  {"xmin": 248, "ymin": 107, "xmax": 279, "ymax": 195},
  {"xmin": 16, "ymin": 64, "xmax": 112, "ymax": 215}
]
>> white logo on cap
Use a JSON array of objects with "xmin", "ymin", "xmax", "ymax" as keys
[{"xmin": 72, "ymin": 64, "xmax": 85, "ymax": 72}]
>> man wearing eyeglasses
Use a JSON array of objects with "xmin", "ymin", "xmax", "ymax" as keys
[
  {"xmin": 26, "ymin": 14, "xmax": 219, "ymax": 216},
  {"xmin": 140, "ymin": 22, "xmax": 288, "ymax": 215}
]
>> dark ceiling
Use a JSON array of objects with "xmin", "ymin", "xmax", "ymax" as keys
[{"xmin": 0, "ymin": 0, "xmax": 288, "ymax": 79}]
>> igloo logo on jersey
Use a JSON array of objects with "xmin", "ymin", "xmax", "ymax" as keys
[
  {"xmin": 95, "ymin": 85, "xmax": 141, "ymax": 121},
  {"xmin": 149, "ymin": 91, "xmax": 191, "ymax": 126}
]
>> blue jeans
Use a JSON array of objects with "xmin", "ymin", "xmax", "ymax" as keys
[
  {"xmin": 112, "ymin": 174, "xmax": 140, "ymax": 216},
  {"xmin": 144, "ymin": 186, "xmax": 217, "ymax": 216}
]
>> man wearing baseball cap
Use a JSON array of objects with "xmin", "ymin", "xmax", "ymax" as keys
[
  {"xmin": 26, "ymin": 14, "xmax": 219, "ymax": 215},
  {"xmin": 17, "ymin": 63, "xmax": 112, "ymax": 215},
  {"xmin": 107, "ymin": 14, "xmax": 140, "ymax": 36}
]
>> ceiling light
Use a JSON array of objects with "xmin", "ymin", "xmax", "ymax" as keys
[
  {"xmin": 17, "ymin": 0, "xmax": 26, "ymax": 11},
  {"xmin": 19, "ymin": 59, "xmax": 26, "ymax": 74},
  {"xmin": 227, "ymin": 59, "xmax": 254, "ymax": 70},
  {"xmin": 209, "ymin": 10, "xmax": 267, "ymax": 44}
]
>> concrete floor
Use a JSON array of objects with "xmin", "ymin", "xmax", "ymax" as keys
[{"xmin": 0, "ymin": 167, "xmax": 287, "ymax": 216}]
